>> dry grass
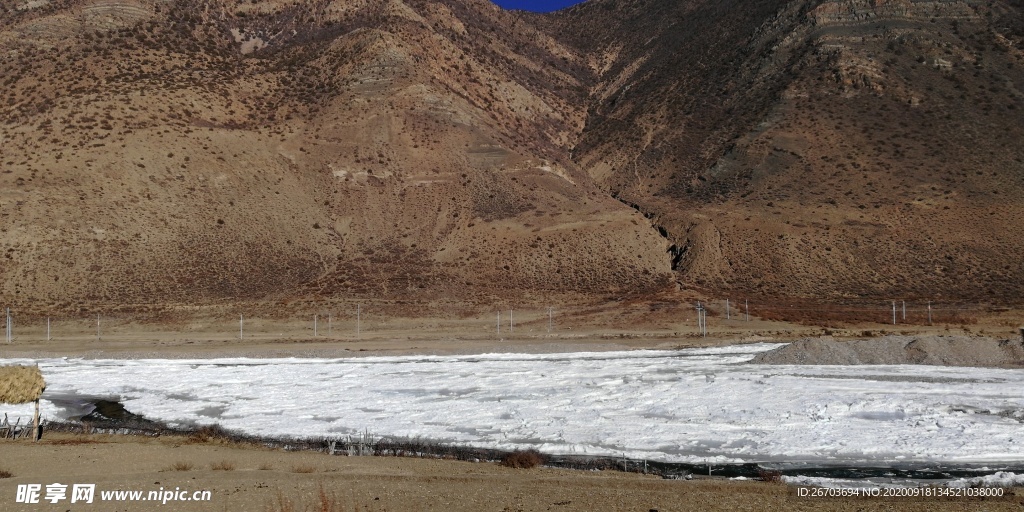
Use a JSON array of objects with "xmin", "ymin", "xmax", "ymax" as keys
[
  {"xmin": 211, "ymin": 460, "xmax": 236, "ymax": 471},
  {"xmin": 168, "ymin": 461, "xmax": 194, "ymax": 471},
  {"xmin": 757, "ymin": 469, "xmax": 783, "ymax": 484},
  {"xmin": 189, "ymin": 423, "xmax": 233, "ymax": 443},
  {"xmin": 291, "ymin": 464, "xmax": 316, "ymax": 474},
  {"xmin": 0, "ymin": 469, "xmax": 13, "ymax": 478},
  {"xmin": 266, "ymin": 485, "xmax": 348, "ymax": 512},
  {"xmin": 0, "ymin": 365, "xmax": 46, "ymax": 404},
  {"xmin": 258, "ymin": 462, "xmax": 274, "ymax": 470},
  {"xmin": 500, "ymin": 449, "xmax": 545, "ymax": 469},
  {"xmin": 45, "ymin": 435, "xmax": 103, "ymax": 445}
]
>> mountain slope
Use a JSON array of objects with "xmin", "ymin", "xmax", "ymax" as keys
[
  {"xmin": 0, "ymin": 0, "xmax": 671, "ymax": 307},
  {"xmin": 552, "ymin": 0, "xmax": 1024, "ymax": 300}
]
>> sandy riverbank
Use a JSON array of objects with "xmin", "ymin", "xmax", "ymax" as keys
[{"xmin": 1, "ymin": 433, "xmax": 1021, "ymax": 512}]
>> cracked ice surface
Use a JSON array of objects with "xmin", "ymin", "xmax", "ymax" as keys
[{"xmin": 2, "ymin": 343, "xmax": 1023, "ymax": 464}]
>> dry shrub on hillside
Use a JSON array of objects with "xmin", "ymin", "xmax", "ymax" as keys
[
  {"xmin": 0, "ymin": 469, "xmax": 13, "ymax": 478},
  {"xmin": 501, "ymin": 449, "xmax": 545, "ymax": 469}
]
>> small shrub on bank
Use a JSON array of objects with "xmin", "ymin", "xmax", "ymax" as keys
[
  {"xmin": 501, "ymin": 449, "xmax": 545, "ymax": 469},
  {"xmin": 189, "ymin": 424, "xmax": 232, "ymax": 443},
  {"xmin": 291, "ymin": 464, "xmax": 316, "ymax": 474},
  {"xmin": 0, "ymin": 469, "xmax": 13, "ymax": 478},
  {"xmin": 211, "ymin": 460, "xmax": 236, "ymax": 471},
  {"xmin": 758, "ymin": 469, "xmax": 783, "ymax": 483},
  {"xmin": 169, "ymin": 461, "xmax": 194, "ymax": 471}
]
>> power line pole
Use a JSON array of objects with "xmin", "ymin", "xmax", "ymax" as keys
[{"xmin": 696, "ymin": 302, "xmax": 707, "ymax": 338}]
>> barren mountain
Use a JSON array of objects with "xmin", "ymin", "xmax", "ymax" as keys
[
  {"xmin": 0, "ymin": 0, "xmax": 670, "ymax": 309},
  {"xmin": 551, "ymin": 0, "xmax": 1024, "ymax": 301},
  {"xmin": 1, "ymin": 0, "xmax": 1021, "ymax": 312}
]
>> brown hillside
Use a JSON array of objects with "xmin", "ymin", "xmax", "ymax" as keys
[
  {"xmin": 0, "ymin": 0, "xmax": 671, "ymax": 309},
  {"xmin": 553, "ymin": 0, "xmax": 1024, "ymax": 301},
  {"xmin": 1, "ymin": 0, "xmax": 1021, "ymax": 313}
]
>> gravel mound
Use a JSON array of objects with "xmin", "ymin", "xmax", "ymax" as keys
[{"xmin": 750, "ymin": 335, "xmax": 1024, "ymax": 367}]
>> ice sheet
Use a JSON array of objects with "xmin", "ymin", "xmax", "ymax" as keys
[{"xmin": 3, "ymin": 343, "xmax": 1023, "ymax": 464}]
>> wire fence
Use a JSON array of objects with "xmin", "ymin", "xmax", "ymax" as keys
[{"xmin": 0, "ymin": 300, "xmax": 1019, "ymax": 344}]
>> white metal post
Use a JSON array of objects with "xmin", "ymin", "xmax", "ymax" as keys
[
  {"xmin": 497, "ymin": 311, "xmax": 500, "ymax": 334},
  {"xmin": 745, "ymin": 299, "xmax": 749, "ymax": 322},
  {"xmin": 356, "ymin": 304, "xmax": 361, "ymax": 338},
  {"xmin": 892, "ymin": 301, "xmax": 896, "ymax": 325},
  {"xmin": 548, "ymin": 307, "xmax": 552, "ymax": 332},
  {"xmin": 509, "ymin": 309, "xmax": 513, "ymax": 334},
  {"xmin": 902, "ymin": 301, "xmax": 906, "ymax": 321},
  {"xmin": 314, "ymin": 314, "xmax": 318, "ymax": 337},
  {"xmin": 240, "ymin": 314, "xmax": 244, "ymax": 339},
  {"xmin": 927, "ymin": 301, "xmax": 932, "ymax": 325},
  {"xmin": 5, "ymin": 307, "xmax": 10, "ymax": 343},
  {"xmin": 96, "ymin": 313, "xmax": 101, "ymax": 341},
  {"xmin": 726, "ymin": 299, "xmax": 730, "ymax": 320},
  {"xmin": 328, "ymin": 314, "xmax": 332, "ymax": 336},
  {"xmin": 46, "ymin": 317, "xmax": 50, "ymax": 341}
]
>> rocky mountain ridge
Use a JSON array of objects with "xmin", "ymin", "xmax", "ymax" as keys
[{"xmin": 1, "ymin": 0, "xmax": 1021, "ymax": 310}]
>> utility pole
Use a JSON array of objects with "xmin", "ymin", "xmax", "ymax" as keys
[
  {"xmin": 314, "ymin": 314, "xmax": 318, "ymax": 337},
  {"xmin": 46, "ymin": 317, "xmax": 50, "ymax": 341},
  {"xmin": 509, "ymin": 309, "xmax": 513, "ymax": 334},
  {"xmin": 745, "ymin": 299, "xmax": 749, "ymax": 322},
  {"xmin": 96, "ymin": 313, "xmax": 101, "ymax": 341},
  {"xmin": 892, "ymin": 301, "xmax": 896, "ymax": 325},
  {"xmin": 927, "ymin": 301, "xmax": 932, "ymax": 326},
  {"xmin": 726, "ymin": 299, "xmax": 730, "ymax": 320},
  {"xmin": 328, "ymin": 313, "xmax": 332, "ymax": 337},
  {"xmin": 902, "ymin": 300, "xmax": 906, "ymax": 321},
  {"xmin": 696, "ymin": 302, "xmax": 707, "ymax": 338}
]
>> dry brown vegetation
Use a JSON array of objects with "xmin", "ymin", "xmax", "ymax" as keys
[
  {"xmin": 501, "ymin": 449, "xmax": 546, "ymax": 469},
  {"xmin": 0, "ymin": 0, "xmax": 1020, "ymax": 314}
]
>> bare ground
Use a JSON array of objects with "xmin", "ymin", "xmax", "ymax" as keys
[
  {"xmin": 0, "ymin": 433, "xmax": 1021, "ymax": 511},
  {"xmin": 751, "ymin": 334, "xmax": 1024, "ymax": 367}
]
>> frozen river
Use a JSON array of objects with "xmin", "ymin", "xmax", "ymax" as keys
[{"xmin": 3, "ymin": 343, "xmax": 1023, "ymax": 466}]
